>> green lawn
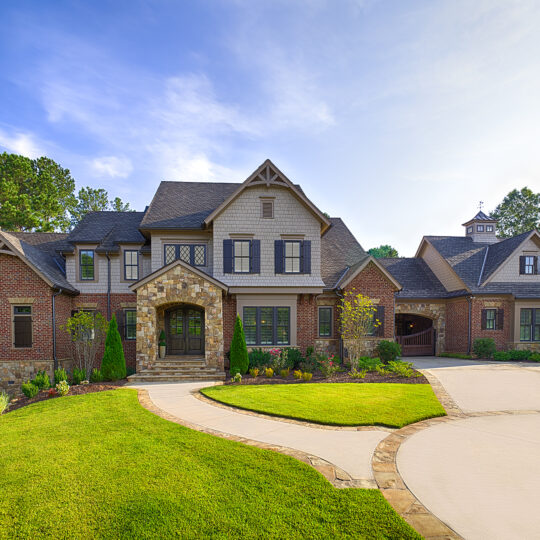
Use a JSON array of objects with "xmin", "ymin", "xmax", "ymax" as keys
[
  {"xmin": 0, "ymin": 389, "xmax": 420, "ymax": 539},
  {"xmin": 201, "ymin": 383, "xmax": 446, "ymax": 428}
]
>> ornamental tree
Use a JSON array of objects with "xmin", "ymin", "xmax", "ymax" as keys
[
  {"xmin": 229, "ymin": 315, "xmax": 249, "ymax": 375},
  {"xmin": 101, "ymin": 315, "xmax": 127, "ymax": 381},
  {"xmin": 338, "ymin": 290, "xmax": 380, "ymax": 364}
]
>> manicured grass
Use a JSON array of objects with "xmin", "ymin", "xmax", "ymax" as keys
[
  {"xmin": 202, "ymin": 383, "xmax": 446, "ymax": 428},
  {"xmin": 0, "ymin": 389, "xmax": 420, "ymax": 539}
]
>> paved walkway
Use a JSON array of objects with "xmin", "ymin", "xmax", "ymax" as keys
[
  {"xmin": 400, "ymin": 357, "xmax": 540, "ymax": 540},
  {"xmin": 129, "ymin": 381, "xmax": 388, "ymax": 483}
]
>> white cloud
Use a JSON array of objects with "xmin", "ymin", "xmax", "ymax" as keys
[
  {"xmin": 0, "ymin": 128, "xmax": 45, "ymax": 159},
  {"xmin": 91, "ymin": 156, "xmax": 133, "ymax": 178}
]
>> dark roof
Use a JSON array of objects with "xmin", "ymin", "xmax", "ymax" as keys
[
  {"xmin": 140, "ymin": 182, "xmax": 240, "ymax": 230},
  {"xmin": 379, "ymin": 258, "xmax": 447, "ymax": 298},
  {"xmin": 1, "ymin": 231, "xmax": 77, "ymax": 293},
  {"xmin": 321, "ymin": 218, "xmax": 366, "ymax": 289},
  {"xmin": 462, "ymin": 211, "xmax": 497, "ymax": 226},
  {"xmin": 65, "ymin": 212, "xmax": 146, "ymax": 252},
  {"xmin": 481, "ymin": 231, "xmax": 533, "ymax": 282}
]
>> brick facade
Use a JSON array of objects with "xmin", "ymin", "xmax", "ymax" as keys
[
  {"xmin": 470, "ymin": 297, "xmax": 514, "ymax": 350},
  {"xmin": 297, "ymin": 294, "xmax": 317, "ymax": 354}
]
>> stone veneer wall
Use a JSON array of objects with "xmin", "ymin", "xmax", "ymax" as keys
[
  {"xmin": 135, "ymin": 264, "xmax": 224, "ymax": 372},
  {"xmin": 395, "ymin": 301, "xmax": 446, "ymax": 354}
]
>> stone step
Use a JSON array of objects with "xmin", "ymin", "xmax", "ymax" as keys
[
  {"xmin": 152, "ymin": 361, "xmax": 207, "ymax": 368},
  {"xmin": 128, "ymin": 372, "xmax": 226, "ymax": 382},
  {"xmin": 140, "ymin": 370, "xmax": 223, "ymax": 376}
]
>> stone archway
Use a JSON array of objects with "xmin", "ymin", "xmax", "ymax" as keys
[
  {"xmin": 395, "ymin": 302, "xmax": 446, "ymax": 354},
  {"xmin": 132, "ymin": 261, "xmax": 226, "ymax": 372}
]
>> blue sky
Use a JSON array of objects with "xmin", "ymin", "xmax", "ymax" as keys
[{"xmin": 1, "ymin": 0, "xmax": 539, "ymax": 255}]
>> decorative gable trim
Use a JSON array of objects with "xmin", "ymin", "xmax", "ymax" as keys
[{"xmin": 203, "ymin": 159, "xmax": 331, "ymax": 233}]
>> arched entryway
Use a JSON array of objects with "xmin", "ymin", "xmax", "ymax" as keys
[
  {"xmin": 396, "ymin": 314, "xmax": 435, "ymax": 356},
  {"xmin": 165, "ymin": 305, "xmax": 204, "ymax": 355}
]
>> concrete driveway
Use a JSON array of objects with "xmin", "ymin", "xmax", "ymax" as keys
[{"xmin": 397, "ymin": 357, "xmax": 540, "ymax": 540}]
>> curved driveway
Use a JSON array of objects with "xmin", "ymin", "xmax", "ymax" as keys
[{"xmin": 400, "ymin": 358, "xmax": 540, "ymax": 540}]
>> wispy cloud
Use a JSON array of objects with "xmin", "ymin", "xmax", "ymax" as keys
[
  {"xmin": 90, "ymin": 156, "xmax": 133, "ymax": 178},
  {"xmin": 0, "ymin": 127, "xmax": 45, "ymax": 159}
]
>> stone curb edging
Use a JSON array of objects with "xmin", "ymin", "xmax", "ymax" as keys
[
  {"xmin": 137, "ymin": 388, "xmax": 376, "ymax": 489},
  {"xmin": 193, "ymin": 389, "xmax": 395, "ymax": 433}
]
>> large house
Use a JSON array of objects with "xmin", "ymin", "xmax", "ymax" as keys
[{"xmin": 1, "ymin": 159, "xmax": 539, "ymax": 389}]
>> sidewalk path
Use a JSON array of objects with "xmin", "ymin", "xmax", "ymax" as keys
[{"xmin": 129, "ymin": 381, "xmax": 389, "ymax": 484}]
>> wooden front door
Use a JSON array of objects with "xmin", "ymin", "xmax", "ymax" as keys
[{"xmin": 165, "ymin": 306, "xmax": 204, "ymax": 355}]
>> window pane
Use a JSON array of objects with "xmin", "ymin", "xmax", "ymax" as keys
[
  {"xmin": 179, "ymin": 245, "xmax": 190, "ymax": 263},
  {"xmin": 319, "ymin": 307, "xmax": 331, "ymax": 336},
  {"xmin": 260, "ymin": 307, "xmax": 274, "ymax": 345},
  {"xmin": 521, "ymin": 309, "xmax": 532, "ymax": 325},
  {"xmin": 243, "ymin": 307, "xmax": 257, "ymax": 345},
  {"xmin": 80, "ymin": 250, "xmax": 94, "ymax": 279},
  {"xmin": 194, "ymin": 245, "xmax": 205, "ymax": 266},
  {"xmin": 276, "ymin": 307, "xmax": 289, "ymax": 345},
  {"xmin": 14, "ymin": 306, "xmax": 31, "ymax": 314},
  {"xmin": 164, "ymin": 245, "xmax": 175, "ymax": 264},
  {"xmin": 486, "ymin": 309, "xmax": 495, "ymax": 330}
]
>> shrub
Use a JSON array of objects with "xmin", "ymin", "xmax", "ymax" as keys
[
  {"xmin": 248, "ymin": 348, "xmax": 271, "ymax": 369},
  {"xmin": 48, "ymin": 388, "xmax": 57, "ymax": 397},
  {"xmin": 300, "ymin": 354, "xmax": 319, "ymax": 373},
  {"xmin": 318, "ymin": 354, "xmax": 339, "ymax": 378},
  {"xmin": 101, "ymin": 315, "xmax": 127, "ymax": 381},
  {"xmin": 306, "ymin": 346, "xmax": 314, "ymax": 358},
  {"xmin": 269, "ymin": 348, "xmax": 290, "ymax": 371},
  {"xmin": 507, "ymin": 349, "xmax": 531, "ymax": 361},
  {"xmin": 438, "ymin": 352, "xmax": 473, "ymax": 360},
  {"xmin": 352, "ymin": 356, "xmax": 381, "ymax": 371},
  {"xmin": 473, "ymin": 338, "xmax": 496, "ymax": 359},
  {"xmin": 375, "ymin": 365, "xmax": 389, "ymax": 376},
  {"xmin": 72, "ymin": 367, "xmax": 86, "ymax": 385},
  {"xmin": 159, "ymin": 330, "xmax": 166, "ymax": 347},
  {"xmin": 230, "ymin": 315, "xmax": 249, "ymax": 376},
  {"xmin": 285, "ymin": 348, "xmax": 303, "ymax": 369},
  {"xmin": 90, "ymin": 368, "xmax": 104, "ymax": 383},
  {"xmin": 293, "ymin": 370, "xmax": 302, "ymax": 379},
  {"xmin": 264, "ymin": 367, "xmax": 274, "ymax": 378},
  {"xmin": 376, "ymin": 341, "xmax": 401, "ymax": 364},
  {"xmin": 0, "ymin": 391, "xmax": 9, "ymax": 413},
  {"xmin": 493, "ymin": 351, "xmax": 510, "ymax": 361},
  {"xmin": 280, "ymin": 368, "xmax": 290, "ymax": 378},
  {"xmin": 301, "ymin": 372, "xmax": 313, "ymax": 381},
  {"xmin": 388, "ymin": 360, "xmax": 415, "ymax": 378},
  {"xmin": 232, "ymin": 372, "xmax": 242, "ymax": 383},
  {"xmin": 31, "ymin": 370, "xmax": 50, "ymax": 390},
  {"xmin": 348, "ymin": 368, "xmax": 367, "ymax": 379},
  {"xmin": 249, "ymin": 368, "xmax": 259, "ymax": 378},
  {"xmin": 531, "ymin": 352, "xmax": 540, "ymax": 362},
  {"xmin": 54, "ymin": 368, "xmax": 68, "ymax": 385},
  {"xmin": 21, "ymin": 382, "xmax": 39, "ymax": 398},
  {"xmin": 56, "ymin": 380, "xmax": 70, "ymax": 396}
]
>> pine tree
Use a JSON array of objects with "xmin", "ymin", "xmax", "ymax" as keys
[
  {"xmin": 101, "ymin": 315, "xmax": 127, "ymax": 381},
  {"xmin": 229, "ymin": 314, "xmax": 249, "ymax": 375}
]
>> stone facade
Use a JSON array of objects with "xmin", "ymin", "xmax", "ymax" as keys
[
  {"xmin": 395, "ymin": 301, "xmax": 446, "ymax": 353},
  {"xmin": 134, "ymin": 262, "xmax": 225, "ymax": 371}
]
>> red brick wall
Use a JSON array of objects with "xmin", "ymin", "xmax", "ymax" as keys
[
  {"xmin": 445, "ymin": 298, "xmax": 469, "ymax": 352},
  {"xmin": 0, "ymin": 254, "xmax": 54, "ymax": 361},
  {"xmin": 54, "ymin": 293, "xmax": 74, "ymax": 361},
  {"xmin": 471, "ymin": 297, "xmax": 513, "ymax": 350},
  {"xmin": 297, "ymin": 294, "xmax": 317, "ymax": 353},
  {"xmin": 342, "ymin": 262, "xmax": 396, "ymax": 339}
]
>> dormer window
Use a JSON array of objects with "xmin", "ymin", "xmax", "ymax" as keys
[
  {"xmin": 486, "ymin": 225, "xmax": 494, "ymax": 232},
  {"xmin": 80, "ymin": 250, "xmax": 95, "ymax": 280},
  {"xmin": 261, "ymin": 199, "xmax": 274, "ymax": 219},
  {"xmin": 467, "ymin": 226, "xmax": 473, "ymax": 234},
  {"xmin": 476, "ymin": 225, "xmax": 484, "ymax": 232}
]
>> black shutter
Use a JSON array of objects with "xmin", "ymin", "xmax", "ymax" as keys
[
  {"xmin": 116, "ymin": 310, "xmax": 125, "ymax": 340},
  {"xmin": 519, "ymin": 256, "xmax": 526, "ymax": 275},
  {"xmin": 375, "ymin": 305, "xmax": 385, "ymax": 337},
  {"xmin": 223, "ymin": 240, "xmax": 233, "ymax": 273},
  {"xmin": 301, "ymin": 240, "xmax": 311, "ymax": 274},
  {"xmin": 14, "ymin": 318, "xmax": 32, "ymax": 348},
  {"xmin": 274, "ymin": 240, "xmax": 284, "ymax": 274},
  {"xmin": 481, "ymin": 309, "xmax": 487, "ymax": 330},
  {"xmin": 251, "ymin": 240, "xmax": 260, "ymax": 274},
  {"xmin": 496, "ymin": 309, "xmax": 504, "ymax": 330}
]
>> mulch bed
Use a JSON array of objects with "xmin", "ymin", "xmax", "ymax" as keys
[
  {"xmin": 3, "ymin": 381, "xmax": 127, "ymax": 414},
  {"xmin": 224, "ymin": 369, "xmax": 428, "ymax": 385}
]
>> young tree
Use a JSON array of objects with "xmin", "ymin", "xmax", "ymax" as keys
[
  {"xmin": 64, "ymin": 311, "xmax": 107, "ymax": 377},
  {"xmin": 229, "ymin": 315, "xmax": 249, "ymax": 375},
  {"xmin": 368, "ymin": 245, "xmax": 399, "ymax": 258},
  {"xmin": 339, "ymin": 290, "xmax": 380, "ymax": 364},
  {"xmin": 101, "ymin": 315, "xmax": 127, "ymax": 381},
  {"xmin": 491, "ymin": 187, "xmax": 540, "ymax": 237},
  {"xmin": 0, "ymin": 152, "xmax": 76, "ymax": 231}
]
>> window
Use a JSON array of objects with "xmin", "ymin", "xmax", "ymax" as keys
[
  {"xmin": 80, "ymin": 250, "xmax": 95, "ymax": 280},
  {"xmin": 13, "ymin": 305, "xmax": 32, "ymax": 348},
  {"xmin": 243, "ymin": 307, "xmax": 290, "ymax": 346},
  {"xmin": 486, "ymin": 225, "xmax": 494, "ymax": 232},
  {"xmin": 476, "ymin": 225, "xmax": 484, "ymax": 232},
  {"xmin": 522, "ymin": 256, "xmax": 536, "ymax": 275},
  {"xmin": 124, "ymin": 310, "xmax": 137, "ymax": 340},
  {"xmin": 318, "ymin": 307, "xmax": 332, "ymax": 337},
  {"xmin": 164, "ymin": 244, "xmax": 206, "ymax": 267},
  {"xmin": 124, "ymin": 250, "xmax": 139, "ymax": 280},
  {"xmin": 284, "ymin": 241, "xmax": 301, "ymax": 273},
  {"xmin": 261, "ymin": 200, "xmax": 274, "ymax": 219},
  {"xmin": 467, "ymin": 226, "xmax": 473, "ymax": 234},
  {"xmin": 233, "ymin": 240, "xmax": 251, "ymax": 273},
  {"xmin": 485, "ymin": 308, "xmax": 496, "ymax": 330},
  {"xmin": 520, "ymin": 308, "xmax": 540, "ymax": 342}
]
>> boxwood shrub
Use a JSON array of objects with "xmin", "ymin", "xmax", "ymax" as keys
[{"xmin": 472, "ymin": 338, "xmax": 496, "ymax": 359}]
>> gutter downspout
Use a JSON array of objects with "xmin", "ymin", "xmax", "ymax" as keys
[
  {"xmin": 52, "ymin": 288, "xmax": 63, "ymax": 372},
  {"xmin": 106, "ymin": 253, "xmax": 111, "ymax": 320}
]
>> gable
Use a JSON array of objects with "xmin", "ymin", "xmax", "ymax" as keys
[{"xmin": 417, "ymin": 240, "xmax": 468, "ymax": 292}]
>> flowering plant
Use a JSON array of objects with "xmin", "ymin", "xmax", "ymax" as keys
[
  {"xmin": 48, "ymin": 388, "xmax": 58, "ymax": 397},
  {"xmin": 56, "ymin": 380, "xmax": 70, "ymax": 396},
  {"xmin": 269, "ymin": 348, "xmax": 288, "ymax": 371},
  {"xmin": 318, "ymin": 354, "xmax": 340, "ymax": 378}
]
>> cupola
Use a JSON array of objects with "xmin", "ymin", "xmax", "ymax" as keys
[{"xmin": 462, "ymin": 210, "xmax": 498, "ymax": 244}]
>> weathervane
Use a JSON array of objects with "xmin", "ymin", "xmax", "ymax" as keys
[{"xmin": 478, "ymin": 201, "xmax": 484, "ymax": 211}]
